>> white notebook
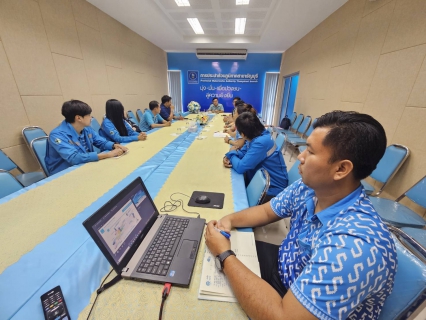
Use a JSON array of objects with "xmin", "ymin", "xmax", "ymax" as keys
[{"xmin": 198, "ymin": 230, "xmax": 261, "ymax": 303}]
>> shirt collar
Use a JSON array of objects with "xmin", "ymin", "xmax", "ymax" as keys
[
  {"xmin": 146, "ymin": 109, "xmax": 155, "ymax": 117},
  {"xmin": 60, "ymin": 120, "xmax": 81, "ymax": 140},
  {"xmin": 306, "ymin": 185, "xmax": 363, "ymax": 225}
]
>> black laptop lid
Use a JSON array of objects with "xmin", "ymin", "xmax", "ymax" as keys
[{"xmin": 83, "ymin": 177, "xmax": 159, "ymax": 273}]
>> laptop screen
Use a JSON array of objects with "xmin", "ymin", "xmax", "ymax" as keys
[{"xmin": 83, "ymin": 178, "xmax": 159, "ymax": 270}]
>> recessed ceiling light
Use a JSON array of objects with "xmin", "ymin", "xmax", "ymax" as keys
[
  {"xmin": 236, "ymin": 0, "xmax": 249, "ymax": 5},
  {"xmin": 175, "ymin": 0, "xmax": 190, "ymax": 6},
  {"xmin": 187, "ymin": 18, "xmax": 204, "ymax": 34},
  {"xmin": 235, "ymin": 18, "xmax": 246, "ymax": 34}
]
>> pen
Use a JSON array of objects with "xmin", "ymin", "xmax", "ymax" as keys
[{"xmin": 205, "ymin": 223, "xmax": 231, "ymax": 239}]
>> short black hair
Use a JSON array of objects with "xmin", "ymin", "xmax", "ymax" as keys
[
  {"xmin": 161, "ymin": 95, "xmax": 172, "ymax": 104},
  {"xmin": 149, "ymin": 100, "xmax": 160, "ymax": 111},
  {"xmin": 235, "ymin": 112, "xmax": 265, "ymax": 140},
  {"xmin": 234, "ymin": 100, "xmax": 245, "ymax": 108},
  {"xmin": 212, "ymin": 98, "xmax": 218, "ymax": 102},
  {"xmin": 314, "ymin": 111, "xmax": 387, "ymax": 180},
  {"xmin": 233, "ymin": 97, "xmax": 241, "ymax": 101},
  {"xmin": 62, "ymin": 100, "xmax": 92, "ymax": 123}
]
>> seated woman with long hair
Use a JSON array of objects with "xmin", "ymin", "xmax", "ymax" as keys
[{"xmin": 99, "ymin": 99, "xmax": 147, "ymax": 143}]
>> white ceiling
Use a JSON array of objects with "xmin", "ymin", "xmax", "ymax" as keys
[{"xmin": 87, "ymin": 0, "xmax": 348, "ymax": 53}]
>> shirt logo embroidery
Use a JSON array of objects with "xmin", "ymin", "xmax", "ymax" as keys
[
  {"xmin": 54, "ymin": 138, "xmax": 61, "ymax": 144},
  {"xmin": 110, "ymin": 130, "xmax": 114, "ymax": 135}
]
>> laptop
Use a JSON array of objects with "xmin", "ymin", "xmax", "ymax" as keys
[{"xmin": 83, "ymin": 177, "xmax": 206, "ymax": 286}]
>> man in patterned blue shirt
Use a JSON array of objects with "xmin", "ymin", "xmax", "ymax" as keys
[{"xmin": 205, "ymin": 111, "xmax": 397, "ymax": 320}]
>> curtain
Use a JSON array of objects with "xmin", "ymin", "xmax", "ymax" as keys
[
  {"xmin": 261, "ymin": 72, "xmax": 279, "ymax": 125},
  {"xmin": 167, "ymin": 70, "xmax": 182, "ymax": 113}
]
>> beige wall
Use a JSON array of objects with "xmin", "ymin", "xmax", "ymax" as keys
[
  {"xmin": 0, "ymin": 0, "xmax": 168, "ymax": 172},
  {"xmin": 275, "ymin": 0, "xmax": 426, "ymax": 217}
]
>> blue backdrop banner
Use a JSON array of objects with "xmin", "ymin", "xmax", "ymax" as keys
[{"xmin": 167, "ymin": 53, "xmax": 281, "ymax": 113}]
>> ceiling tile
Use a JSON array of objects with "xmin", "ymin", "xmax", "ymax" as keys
[
  {"xmin": 191, "ymin": 0, "xmax": 213, "ymax": 10},
  {"xmin": 168, "ymin": 11, "xmax": 190, "ymax": 20},
  {"xmin": 222, "ymin": 21, "xmax": 234, "ymax": 29},
  {"xmin": 200, "ymin": 21, "xmax": 217, "ymax": 28},
  {"xmin": 246, "ymin": 10, "xmax": 268, "ymax": 19},
  {"xmin": 194, "ymin": 11, "xmax": 216, "ymax": 20},
  {"xmin": 221, "ymin": 12, "xmax": 241, "ymax": 20},
  {"xmin": 246, "ymin": 20, "xmax": 263, "ymax": 29}
]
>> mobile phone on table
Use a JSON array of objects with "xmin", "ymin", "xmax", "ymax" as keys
[{"xmin": 40, "ymin": 285, "xmax": 71, "ymax": 320}]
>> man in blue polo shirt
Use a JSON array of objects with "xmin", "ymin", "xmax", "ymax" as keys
[
  {"xmin": 205, "ymin": 111, "xmax": 397, "ymax": 320},
  {"xmin": 45, "ymin": 100, "xmax": 128, "ymax": 175},
  {"xmin": 139, "ymin": 100, "xmax": 171, "ymax": 132},
  {"xmin": 208, "ymin": 97, "xmax": 224, "ymax": 113},
  {"xmin": 159, "ymin": 95, "xmax": 183, "ymax": 121}
]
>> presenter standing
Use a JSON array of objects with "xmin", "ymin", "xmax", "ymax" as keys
[{"xmin": 208, "ymin": 98, "xmax": 224, "ymax": 113}]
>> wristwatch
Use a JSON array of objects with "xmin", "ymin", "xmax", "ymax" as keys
[{"xmin": 215, "ymin": 250, "xmax": 236, "ymax": 272}]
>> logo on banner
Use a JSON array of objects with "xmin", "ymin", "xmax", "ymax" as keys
[{"xmin": 188, "ymin": 70, "xmax": 199, "ymax": 84}]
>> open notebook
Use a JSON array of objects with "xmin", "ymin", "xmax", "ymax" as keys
[{"xmin": 198, "ymin": 230, "xmax": 261, "ymax": 302}]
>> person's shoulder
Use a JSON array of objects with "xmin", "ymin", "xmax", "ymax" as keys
[
  {"xmin": 50, "ymin": 121, "xmax": 70, "ymax": 136},
  {"xmin": 273, "ymin": 180, "xmax": 312, "ymax": 203}
]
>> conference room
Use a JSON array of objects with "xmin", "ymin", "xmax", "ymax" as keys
[{"xmin": 1, "ymin": 0, "xmax": 426, "ymax": 319}]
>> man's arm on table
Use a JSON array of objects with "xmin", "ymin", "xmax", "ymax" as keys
[{"xmin": 209, "ymin": 203, "xmax": 316, "ymax": 320}]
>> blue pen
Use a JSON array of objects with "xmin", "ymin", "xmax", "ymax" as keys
[{"xmin": 206, "ymin": 223, "xmax": 231, "ymax": 239}]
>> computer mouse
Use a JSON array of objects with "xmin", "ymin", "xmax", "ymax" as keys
[{"xmin": 195, "ymin": 195, "xmax": 211, "ymax": 204}]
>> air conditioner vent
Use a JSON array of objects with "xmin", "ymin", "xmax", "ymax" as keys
[{"xmin": 196, "ymin": 49, "xmax": 248, "ymax": 60}]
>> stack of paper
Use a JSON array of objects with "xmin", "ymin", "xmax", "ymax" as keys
[{"xmin": 198, "ymin": 230, "xmax": 261, "ymax": 303}]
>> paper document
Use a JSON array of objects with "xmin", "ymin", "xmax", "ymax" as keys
[
  {"xmin": 198, "ymin": 230, "xmax": 260, "ymax": 303},
  {"xmin": 213, "ymin": 132, "xmax": 228, "ymax": 138}
]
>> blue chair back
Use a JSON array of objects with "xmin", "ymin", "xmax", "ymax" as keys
[
  {"xmin": 136, "ymin": 109, "xmax": 144, "ymax": 122},
  {"xmin": 288, "ymin": 160, "xmax": 302, "ymax": 185},
  {"xmin": 90, "ymin": 117, "xmax": 101, "ymax": 133},
  {"xmin": 400, "ymin": 176, "xmax": 426, "ymax": 209},
  {"xmin": 290, "ymin": 112, "xmax": 297, "ymax": 124},
  {"xmin": 31, "ymin": 137, "xmax": 49, "ymax": 176},
  {"xmin": 304, "ymin": 119, "xmax": 317, "ymax": 138},
  {"xmin": 22, "ymin": 126, "xmax": 47, "ymax": 146},
  {"xmin": 275, "ymin": 133, "xmax": 285, "ymax": 152},
  {"xmin": 291, "ymin": 114, "xmax": 304, "ymax": 131},
  {"xmin": 0, "ymin": 170, "xmax": 23, "ymax": 199},
  {"xmin": 379, "ymin": 226, "xmax": 426, "ymax": 319},
  {"xmin": 246, "ymin": 168, "xmax": 270, "ymax": 207},
  {"xmin": 0, "ymin": 150, "xmax": 17, "ymax": 172},
  {"xmin": 127, "ymin": 110, "xmax": 138, "ymax": 125},
  {"xmin": 296, "ymin": 116, "xmax": 311, "ymax": 135},
  {"xmin": 371, "ymin": 144, "xmax": 409, "ymax": 184}
]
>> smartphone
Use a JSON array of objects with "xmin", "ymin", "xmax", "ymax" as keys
[{"xmin": 40, "ymin": 286, "xmax": 71, "ymax": 320}]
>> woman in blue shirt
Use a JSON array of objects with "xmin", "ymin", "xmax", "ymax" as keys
[
  {"xmin": 224, "ymin": 111, "xmax": 288, "ymax": 202},
  {"xmin": 100, "ymin": 99, "xmax": 147, "ymax": 143}
]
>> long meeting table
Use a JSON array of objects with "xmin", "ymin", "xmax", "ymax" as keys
[{"xmin": 0, "ymin": 113, "xmax": 251, "ymax": 319}]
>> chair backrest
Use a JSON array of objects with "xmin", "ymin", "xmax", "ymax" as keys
[
  {"xmin": 127, "ymin": 110, "xmax": 138, "ymax": 125},
  {"xmin": 290, "ymin": 114, "xmax": 304, "ymax": 131},
  {"xmin": 0, "ymin": 149, "xmax": 18, "ymax": 172},
  {"xmin": 31, "ymin": 137, "xmax": 49, "ymax": 176},
  {"xmin": 0, "ymin": 170, "xmax": 23, "ymax": 199},
  {"xmin": 396, "ymin": 175, "xmax": 426, "ymax": 209},
  {"xmin": 136, "ymin": 109, "xmax": 144, "ymax": 122},
  {"xmin": 22, "ymin": 126, "xmax": 47, "ymax": 148},
  {"xmin": 275, "ymin": 133, "xmax": 285, "ymax": 152},
  {"xmin": 371, "ymin": 144, "xmax": 409, "ymax": 184},
  {"xmin": 90, "ymin": 117, "xmax": 101, "ymax": 133},
  {"xmin": 379, "ymin": 226, "xmax": 426, "ymax": 319},
  {"xmin": 296, "ymin": 116, "xmax": 311, "ymax": 135},
  {"xmin": 288, "ymin": 160, "xmax": 302, "ymax": 185},
  {"xmin": 246, "ymin": 168, "xmax": 270, "ymax": 207},
  {"xmin": 290, "ymin": 112, "xmax": 297, "ymax": 124},
  {"xmin": 304, "ymin": 118, "xmax": 317, "ymax": 138}
]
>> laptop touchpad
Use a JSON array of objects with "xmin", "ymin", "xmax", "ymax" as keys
[{"xmin": 178, "ymin": 240, "xmax": 196, "ymax": 259}]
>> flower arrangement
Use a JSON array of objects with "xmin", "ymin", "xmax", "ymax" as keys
[
  {"xmin": 196, "ymin": 114, "xmax": 209, "ymax": 125},
  {"xmin": 187, "ymin": 101, "xmax": 201, "ymax": 114}
]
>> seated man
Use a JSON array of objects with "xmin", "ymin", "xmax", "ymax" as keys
[
  {"xmin": 159, "ymin": 95, "xmax": 183, "ymax": 121},
  {"xmin": 139, "ymin": 100, "xmax": 171, "ymax": 132},
  {"xmin": 206, "ymin": 111, "xmax": 396, "ymax": 320},
  {"xmin": 223, "ymin": 112, "xmax": 288, "ymax": 201},
  {"xmin": 223, "ymin": 97, "xmax": 241, "ymax": 123},
  {"xmin": 45, "ymin": 100, "xmax": 128, "ymax": 175},
  {"xmin": 208, "ymin": 98, "xmax": 224, "ymax": 113}
]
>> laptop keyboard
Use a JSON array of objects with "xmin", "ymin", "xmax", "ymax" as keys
[{"xmin": 137, "ymin": 217, "xmax": 190, "ymax": 276}]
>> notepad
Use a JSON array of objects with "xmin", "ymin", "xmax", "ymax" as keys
[{"xmin": 198, "ymin": 230, "xmax": 260, "ymax": 303}]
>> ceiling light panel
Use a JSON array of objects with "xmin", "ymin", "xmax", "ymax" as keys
[
  {"xmin": 235, "ymin": 18, "xmax": 246, "ymax": 34},
  {"xmin": 236, "ymin": 0, "xmax": 250, "ymax": 5},
  {"xmin": 187, "ymin": 18, "xmax": 205, "ymax": 34},
  {"xmin": 175, "ymin": 0, "xmax": 190, "ymax": 6}
]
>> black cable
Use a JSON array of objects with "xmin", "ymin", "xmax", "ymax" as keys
[
  {"xmin": 86, "ymin": 269, "xmax": 114, "ymax": 320},
  {"xmin": 159, "ymin": 283, "xmax": 171, "ymax": 320},
  {"xmin": 159, "ymin": 192, "xmax": 201, "ymax": 218}
]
